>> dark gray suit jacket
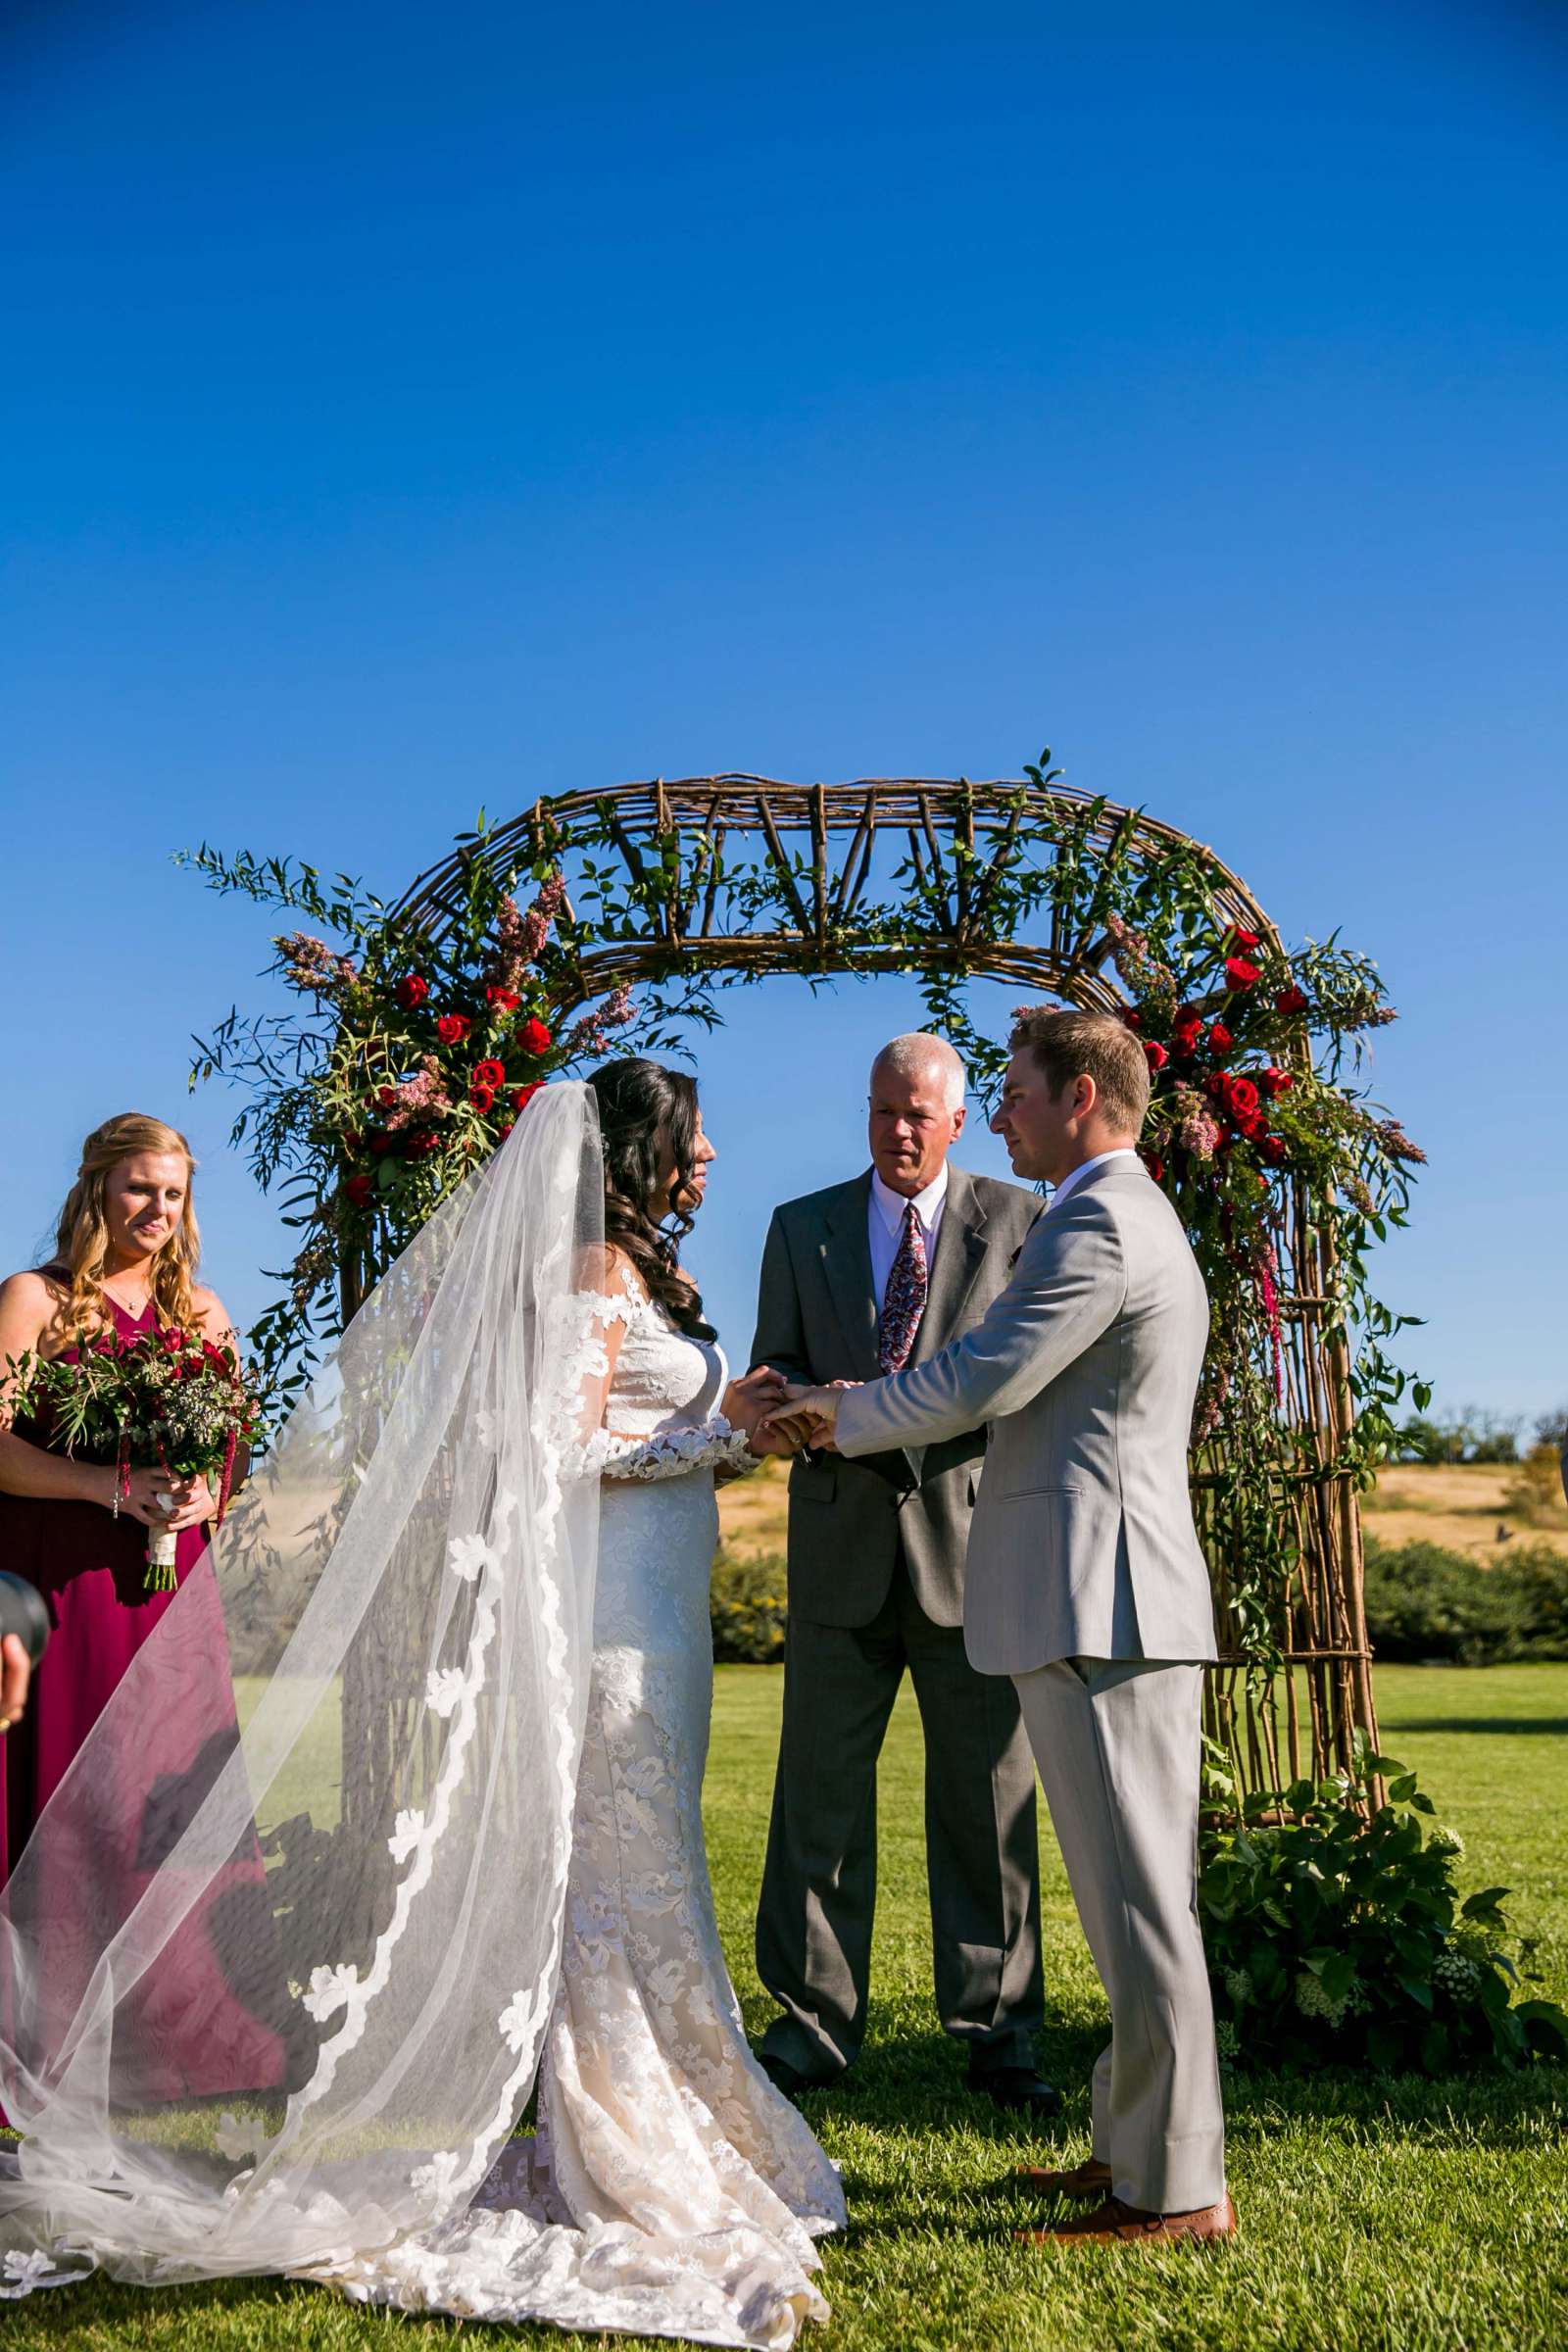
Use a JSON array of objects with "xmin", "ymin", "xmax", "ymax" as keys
[{"xmin": 750, "ymin": 1164, "xmax": 1043, "ymax": 1629}]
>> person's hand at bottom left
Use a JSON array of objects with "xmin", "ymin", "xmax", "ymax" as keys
[{"xmin": 0, "ymin": 1633, "xmax": 31, "ymax": 1735}]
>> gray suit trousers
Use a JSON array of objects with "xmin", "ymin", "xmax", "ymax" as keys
[
  {"xmin": 757, "ymin": 1556, "xmax": 1045, "ymax": 2082},
  {"xmin": 1012, "ymin": 1657, "xmax": 1226, "ymax": 2214}
]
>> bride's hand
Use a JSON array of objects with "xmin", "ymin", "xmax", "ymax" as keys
[
  {"xmin": 721, "ymin": 1365, "xmax": 790, "ymax": 1439},
  {"xmin": 760, "ymin": 1382, "xmax": 848, "ymax": 1453},
  {"xmin": 746, "ymin": 1421, "xmax": 804, "ymax": 1460}
]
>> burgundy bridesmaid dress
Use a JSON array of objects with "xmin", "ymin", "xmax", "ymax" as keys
[{"xmin": 0, "ymin": 1283, "xmax": 291, "ymax": 2111}]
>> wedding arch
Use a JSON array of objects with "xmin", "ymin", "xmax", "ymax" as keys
[{"xmin": 187, "ymin": 759, "xmax": 1426, "ymax": 1814}]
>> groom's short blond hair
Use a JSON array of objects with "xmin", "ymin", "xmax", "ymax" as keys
[{"xmin": 1009, "ymin": 1005, "xmax": 1150, "ymax": 1136}]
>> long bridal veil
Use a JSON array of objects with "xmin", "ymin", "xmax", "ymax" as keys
[{"xmin": 1, "ymin": 1082, "xmax": 606, "ymax": 2300}]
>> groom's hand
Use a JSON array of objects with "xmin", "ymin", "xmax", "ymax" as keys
[{"xmin": 760, "ymin": 1382, "xmax": 851, "ymax": 1453}]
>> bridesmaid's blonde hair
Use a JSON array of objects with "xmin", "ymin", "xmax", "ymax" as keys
[{"xmin": 50, "ymin": 1113, "xmax": 201, "ymax": 1339}]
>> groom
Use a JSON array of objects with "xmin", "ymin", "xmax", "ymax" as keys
[{"xmin": 766, "ymin": 1006, "xmax": 1234, "ymax": 2244}]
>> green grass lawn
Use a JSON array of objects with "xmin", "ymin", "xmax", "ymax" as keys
[{"xmin": 10, "ymin": 1663, "xmax": 1568, "ymax": 2350}]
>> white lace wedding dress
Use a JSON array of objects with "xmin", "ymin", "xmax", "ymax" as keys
[
  {"xmin": 355, "ymin": 1259, "xmax": 845, "ymax": 2346},
  {"xmin": 0, "ymin": 1093, "xmax": 842, "ymax": 2349}
]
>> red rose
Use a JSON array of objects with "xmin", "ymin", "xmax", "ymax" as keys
[
  {"xmin": 472, "ymin": 1057, "xmax": 507, "ymax": 1090},
  {"xmin": 343, "ymin": 1128, "xmax": 363, "ymax": 1152},
  {"xmin": 511, "ymin": 1081, "xmax": 542, "ymax": 1112},
  {"xmin": 1223, "ymin": 956, "xmax": 1260, "ymax": 993},
  {"xmin": 1143, "ymin": 1040, "xmax": 1168, "ymax": 1073},
  {"xmin": 495, "ymin": 1119, "xmax": 515, "ymax": 1140},
  {"xmin": 1259, "ymin": 1134, "xmax": 1289, "ymax": 1167},
  {"xmin": 376, "ymin": 1086, "xmax": 398, "ymax": 1108},
  {"xmin": 469, "ymin": 1082, "xmax": 497, "ymax": 1113},
  {"xmin": 1238, "ymin": 1107, "xmax": 1267, "ymax": 1142},
  {"xmin": 162, "ymin": 1327, "xmax": 185, "ymax": 1352},
  {"xmin": 1231, "ymin": 928, "xmax": 1261, "ymax": 952},
  {"xmin": 344, "ymin": 1172, "xmax": 374, "ymax": 1206},
  {"xmin": 1224, "ymin": 1075, "xmax": 1260, "ymax": 1120},
  {"xmin": 1122, "ymin": 1007, "xmax": 1143, "ymax": 1031},
  {"xmin": 1172, "ymin": 1007, "xmax": 1202, "ymax": 1054},
  {"xmin": 1142, "ymin": 1153, "xmax": 1166, "ymax": 1185},
  {"xmin": 516, "ymin": 1016, "xmax": 553, "ymax": 1057},
  {"xmin": 394, "ymin": 974, "xmax": 428, "ymax": 1010},
  {"xmin": 1275, "ymin": 984, "xmax": 1308, "ymax": 1017},
  {"xmin": 485, "ymin": 986, "xmax": 521, "ymax": 1011},
  {"xmin": 1259, "ymin": 1066, "xmax": 1295, "ymax": 1100},
  {"xmin": 369, "ymin": 1132, "xmax": 395, "ymax": 1155},
  {"xmin": 1203, "ymin": 1071, "xmax": 1226, "ymax": 1101},
  {"xmin": 436, "ymin": 1013, "xmax": 471, "ymax": 1046},
  {"xmin": 403, "ymin": 1130, "xmax": 441, "ymax": 1159},
  {"xmin": 1205, "ymin": 1023, "xmax": 1232, "ymax": 1057}
]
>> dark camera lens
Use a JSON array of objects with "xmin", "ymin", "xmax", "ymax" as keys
[{"xmin": 0, "ymin": 1572, "xmax": 50, "ymax": 1667}]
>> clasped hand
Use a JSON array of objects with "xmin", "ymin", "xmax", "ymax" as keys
[
  {"xmin": 101, "ymin": 1464, "xmax": 217, "ymax": 1531},
  {"xmin": 758, "ymin": 1381, "xmax": 855, "ymax": 1453},
  {"xmin": 721, "ymin": 1366, "xmax": 799, "ymax": 1458},
  {"xmin": 721, "ymin": 1370, "xmax": 857, "ymax": 1458}
]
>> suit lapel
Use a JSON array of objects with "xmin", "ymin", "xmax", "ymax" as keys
[
  {"xmin": 818, "ymin": 1172, "xmax": 884, "ymax": 1381},
  {"xmin": 912, "ymin": 1163, "xmax": 989, "ymax": 1365}
]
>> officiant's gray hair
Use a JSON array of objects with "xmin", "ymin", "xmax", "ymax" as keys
[{"xmin": 870, "ymin": 1033, "xmax": 967, "ymax": 1112}]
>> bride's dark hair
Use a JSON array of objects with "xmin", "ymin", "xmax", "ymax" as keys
[{"xmin": 587, "ymin": 1057, "xmax": 716, "ymax": 1341}]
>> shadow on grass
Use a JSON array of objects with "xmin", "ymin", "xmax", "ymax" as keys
[
  {"xmin": 803, "ymin": 2029, "xmax": 1568, "ymax": 2157},
  {"xmin": 1387, "ymin": 1717, "xmax": 1568, "ymax": 1736}
]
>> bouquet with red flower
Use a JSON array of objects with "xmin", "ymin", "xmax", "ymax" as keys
[{"xmin": 11, "ymin": 1327, "xmax": 263, "ymax": 1592}]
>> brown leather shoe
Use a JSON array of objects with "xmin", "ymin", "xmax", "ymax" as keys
[
  {"xmin": 1018, "ymin": 2193, "xmax": 1238, "ymax": 2247},
  {"xmin": 1012, "ymin": 2157, "xmax": 1113, "ymax": 2203}
]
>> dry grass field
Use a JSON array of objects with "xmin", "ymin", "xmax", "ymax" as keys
[
  {"xmin": 1363, "ymin": 1460, "xmax": 1568, "ymax": 1560},
  {"xmin": 721, "ymin": 1458, "xmax": 1568, "ymax": 1564}
]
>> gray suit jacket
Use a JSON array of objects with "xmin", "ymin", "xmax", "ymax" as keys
[
  {"xmin": 833, "ymin": 1154, "xmax": 1217, "ymax": 1673},
  {"xmin": 751, "ymin": 1164, "xmax": 1042, "ymax": 1628}
]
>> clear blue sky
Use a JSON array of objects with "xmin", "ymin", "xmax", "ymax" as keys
[{"xmin": 2, "ymin": 0, "xmax": 1564, "ymax": 1422}]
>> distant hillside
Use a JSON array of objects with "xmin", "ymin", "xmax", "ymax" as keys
[{"xmin": 718, "ymin": 1456, "xmax": 1568, "ymax": 1565}]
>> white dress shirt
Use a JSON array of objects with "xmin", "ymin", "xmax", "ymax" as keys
[
  {"xmin": 867, "ymin": 1164, "xmax": 949, "ymax": 1312},
  {"xmin": 1047, "ymin": 1146, "xmax": 1139, "ymax": 1212}
]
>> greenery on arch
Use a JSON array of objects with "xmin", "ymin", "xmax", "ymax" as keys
[{"xmin": 180, "ymin": 755, "xmax": 1425, "ymax": 1687}]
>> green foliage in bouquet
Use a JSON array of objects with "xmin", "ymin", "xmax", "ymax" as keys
[
  {"xmin": 710, "ymin": 1546, "xmax": 788, "ymax": 1664},
  {"xmin": 1200, "ymin": 1731, "xmax": 1568, "ymax": 2074},
  {"xmin": 8, "ymin": 1326, "xmax": 262, "ymax": 1592}
]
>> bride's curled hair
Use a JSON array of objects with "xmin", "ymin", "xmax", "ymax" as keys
[{"xmin": 587, "ymin": 1058, "xmax": 716, "ymax": 1341}]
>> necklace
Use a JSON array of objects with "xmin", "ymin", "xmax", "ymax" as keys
[{"xmin": 101, "ymin": 1275, "xmax": 154, "ymax": 1319}]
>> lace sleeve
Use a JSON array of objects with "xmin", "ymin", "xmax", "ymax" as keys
[
  {"xmin": 586, "ymin": 1418, "xmax": 756, "ymax": 1483},
  {"xmin": 562, "ymin": 1254, "xmax": 759, "ymax": 1484}
]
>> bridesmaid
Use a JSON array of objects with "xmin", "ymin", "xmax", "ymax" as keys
[
  {"xmin": 0, "ymin": 1112, "xmax": 290, "ymax": 2107},
  {"xmin": 0, "ymin": 1112, "xmax": 230, "ymax": 1883}
]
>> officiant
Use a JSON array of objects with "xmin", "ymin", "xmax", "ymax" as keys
[{"xmin": 750, "ymin": 1033, "xmax": 1056, "ymax": 2113}]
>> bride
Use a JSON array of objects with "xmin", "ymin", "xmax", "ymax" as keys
[{"xmin": 0, "ymin": 1066, "xmax": 845, "ymax": 2348}]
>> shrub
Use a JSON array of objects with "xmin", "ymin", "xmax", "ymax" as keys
[
  {"xmin": 710, "ymin": 1545, "xmax": 788, "ymax": 1663},
  {"xmin": 1503, "ymin": 1443, "xmax": 1568, "ymax": 1527},
  {"xmin": 1200, "ymin": 1735, "xmax": 1568, "ymax": 2074},
  {"xmin": 1363, "ymin": 1534, "xmax": 1568, "ymax": 1664}
]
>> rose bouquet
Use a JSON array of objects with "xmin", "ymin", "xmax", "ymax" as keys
[{"xmin": 10, "ymin": 1325, "xmax": 263, "ymax": 1592}]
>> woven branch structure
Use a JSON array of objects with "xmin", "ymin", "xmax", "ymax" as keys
[{"xmin": 393, "ymin": 774, "xmax": 1378, "ymax": 1800}]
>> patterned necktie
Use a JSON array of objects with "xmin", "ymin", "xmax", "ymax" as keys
[{"xmin": 878, "ymin": 1200, "xmax": 930, "ymax": 1374}]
